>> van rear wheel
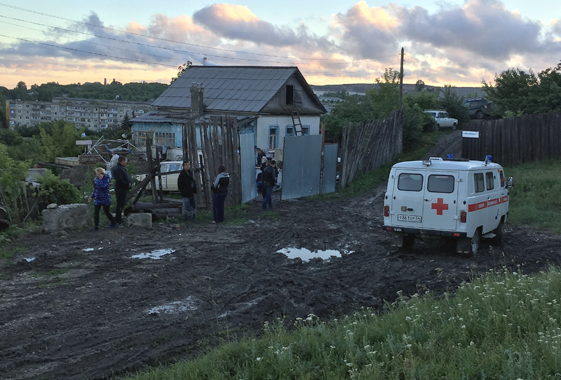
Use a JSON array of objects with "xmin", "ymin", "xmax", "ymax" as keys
[{"xmin": 457, "ymin": 229, "xmax": 480, "ymax": 257}]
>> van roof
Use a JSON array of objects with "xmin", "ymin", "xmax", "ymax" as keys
[{"xmin": 392, "ymin": 158, "xmax": 503, "ymax": 171}]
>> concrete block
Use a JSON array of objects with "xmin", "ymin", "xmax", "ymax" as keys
[
  {"xmin": 42, "ymin": 204, "xmax": 91, "ymax": 233},
  {"xmin": 127, "ymin": 213, "xmax": 152, "ymax": 228}
]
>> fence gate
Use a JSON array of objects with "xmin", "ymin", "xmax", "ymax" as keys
[
  {"xmin": 240, "ymin": 133, "xmax": 257, "ymax": 203},
  {"xmin": 282, "ymin": 135, "xmax": 323, "ymax": 200}
]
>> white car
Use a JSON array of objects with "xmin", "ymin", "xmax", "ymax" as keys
[
  {"xmin": 425, "ymin": 110, "xmax": 458, "ymax": 129},
  {"xmin": 137, "ymin": 161, "xmax": 184, "ymax": 192}
]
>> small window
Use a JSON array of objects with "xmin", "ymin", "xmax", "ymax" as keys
[
  {"xmin": 286, "ymin": 126, "xmax": 294, "ymax": 137},
  {"xmin": 398, "ymin": 173, "xmax": 423, "ymax": 191},
  {"xmin": 268, "ymin": 127, "xmax": 278, "ymax": 150},
  {"xmin": 428, "ymin": 175, "xmax": 454, "ymax": 193},
  {"xmin": 474, "ymin": 173, "xmax": 485, "ymax": 193},
  {"xmin": 286, "ymin": 85, "xmax": 294, "ymax": 105},
  {"xmin": 302, "ymin": 126, "xmax": 309, "ymax": 135},
  {"xmin": 485, "ymin": 172, "xmax": 494, "ymax": 190},
  {"xmin": 499, "ymin": 170, "xmax": 506, "ymax": 188}
]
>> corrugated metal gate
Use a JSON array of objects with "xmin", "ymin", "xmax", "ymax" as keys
[{"xmin": 281, "ymin": 135, "xmax": 337, "ymax": 200}]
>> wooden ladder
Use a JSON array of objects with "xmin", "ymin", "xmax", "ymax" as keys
[{"xmin": 291, "ymin": 110, "xmax": 303, "ymax": 136}]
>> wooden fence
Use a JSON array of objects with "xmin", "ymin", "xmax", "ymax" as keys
[
  {"xmin": 462, "ymin": 112, "xmax": 561, "ymax": 166},
  {"xmin": 182, "ymin": 116, "xmax": 241, "ymax": 209},
  {"xmin": 339, "ymin": 110, "xmax": 403, "ymax": 188}
]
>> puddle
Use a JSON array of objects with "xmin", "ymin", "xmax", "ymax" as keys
[
  {"xmin": 24, "ymin": 258, "xmax": 35, "ymax": 262},
  {"xmin": 147, "ymin": 296, "xmax": 198, "ymax": 315},
  {"xmin": 83, "ymin": 248, "xmax": 94, "ymax": 252},
  {"xmin": 131, "ymin": 248, "xmax": 176, "ymax": 260},
  {"xmin": 278, "ymin": 247, "xmax": 351, "ymax": 262}
]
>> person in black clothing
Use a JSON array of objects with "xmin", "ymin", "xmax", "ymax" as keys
[
  {"xmin": 177, "ymin": 160, "xmax": 197, "ymax": 220},
  {"xmin": 211, "ymin": 164, "xmax": 230, "ymax": 224},
  {"xmin": 262, "ymin": 160, "xmax": 276, "ymax": 210},
  {"xmin": 112, "ymin": 156, "xmax": 132, "ymax": 224}
]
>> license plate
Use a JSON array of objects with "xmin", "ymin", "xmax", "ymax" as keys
[{"xmin": 397, "ymin": 214, "xmax": 422, "ymax": 222}]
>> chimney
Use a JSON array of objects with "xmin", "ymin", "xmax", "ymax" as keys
[{"xmin": 190, "ymin": 83, "xmax": 204, "ymax": 118}]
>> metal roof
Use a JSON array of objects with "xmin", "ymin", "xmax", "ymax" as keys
[
  {"xmin": 132, "ymin": 110, "xmax": 254, "ymax": 125},
  {"xmin": 392, "ymin": 159, "xmax": 503, "ymax": 171},
  {"xmin": 152, "ymin": 66, "xmax": 303, "ymax": 113}
]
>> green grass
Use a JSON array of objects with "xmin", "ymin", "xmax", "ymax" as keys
[
  {"xmin": 123, "ymin": 267, "xmax": 561, "ymax": 379},
  {"xmin": 505, "ymin": 160, "xmax": 561, "ymax": 233}
]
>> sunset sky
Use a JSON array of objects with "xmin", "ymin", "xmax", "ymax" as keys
[{"xmin": 0, "ymin": 0, "xmax": 559, "ymax": 89}]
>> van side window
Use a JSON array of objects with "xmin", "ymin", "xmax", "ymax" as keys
[
  {"xmin": 474, "ymin": 173, "xmax": 485, "ymax": 193},
  {"xmin": 427, "ymin": 175, "xmax": 454, "ymax": 193},
  {"xmin": 398, "ymin": 173, "xmax": 423, "ymax": 191},
  {"xmin": 485, "ymin": 172, "xmax": 494, "ymax": 190},
  {"xmin": 499, "ymin": 170, "xmax": 505, "ymax": 187}
]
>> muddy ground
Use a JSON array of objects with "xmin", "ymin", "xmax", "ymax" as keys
[{"xmin": 2, "ymin": 142, "xmax": 561, "ymax": 379}]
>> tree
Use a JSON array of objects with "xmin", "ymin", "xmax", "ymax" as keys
[
  {"xmin": 33, "ymin": 121, "xmax": 84, "ymax": 162},
  {"xmin": 415, "ymin": 79, "xmax": 426, "ymax": 92},
  {"xmin": 0, "ymin": 143, "xmax": 31, "ymax": 223},
  {"xmin": 171, "ymin": 61, "xmax": 192, "ymax": 84},
  {"xmin": 366, "ymin": 68, "xmax": 400, "ymax": 119},
  {"xmin": 438, "ymin": 85, "xmax": 470, "ymax": 124},
  {"xmin": 322, "ymin": 95, "xmax": 373, "ymax": 138}
]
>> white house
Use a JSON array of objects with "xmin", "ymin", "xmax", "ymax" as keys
[{"xmin": 131, "ymin": 66, "xmax": 327, "ymax": 157}]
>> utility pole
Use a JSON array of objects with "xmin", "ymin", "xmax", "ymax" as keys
[{"xmin": 399, "ymin": 47, "xmax": 404, "ymax": 111}]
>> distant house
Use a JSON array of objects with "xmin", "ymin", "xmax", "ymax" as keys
[{"xmin": 131, "ymin": 66, "xmax": 327, "ymax": 157}]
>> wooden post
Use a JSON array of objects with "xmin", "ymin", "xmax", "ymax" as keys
[{"xmin": 399, "ymin": 47, "xmax": 404, "ymax": 111}]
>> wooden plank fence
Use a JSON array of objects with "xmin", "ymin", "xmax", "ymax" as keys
[
  {"xmin": 339, "ymin": 110, "xmax": 403, "ymax": 189},
  {"xmin": 462, "ymin": 112, "xmax": 561, "ymax": 166},
  {"xmin": 182, "ymin": 116, "xmax": 241, "ymax": 209}
]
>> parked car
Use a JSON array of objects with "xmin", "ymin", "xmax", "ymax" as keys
[
  {"xmin": 424, "ymin": 110, "xmax": 458, "ymax": 129},
  {"xmin": 463, "ymin": 98, "xmax": 493, "ymax": 119},
  {"xmin": 137, "ymin": 161, "xmax": 184, "ymax": 192}
]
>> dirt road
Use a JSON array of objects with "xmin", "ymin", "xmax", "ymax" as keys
[{"xmin": 2, "ymin": 186, "xmax": 561, "ymax": 380}]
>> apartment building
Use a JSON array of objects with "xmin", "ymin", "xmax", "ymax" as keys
[{"xmin": 6, "ymin": 97, "xmax": 153, "ymax": 131}]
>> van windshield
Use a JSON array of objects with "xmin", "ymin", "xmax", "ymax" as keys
[
  {"xmin": 398, "ymin": 173, "xmax": 423, "ymax": 191},
  {"xmin": 428, "ymin": 175, "xmax": 454, "ymax": 193}
]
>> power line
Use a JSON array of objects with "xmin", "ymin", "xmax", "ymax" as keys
[
  {"xmin": 0, "ymin": 2, "xmax": 400, "ymax": 64},
  {"xmin": 0, "ymin": 15, "xmax": 356, "ymax": 66}
]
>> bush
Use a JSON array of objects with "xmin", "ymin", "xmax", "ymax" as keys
[{"xmin": 38, "ymin": 171, "xmax": 81, "ymax": 205}]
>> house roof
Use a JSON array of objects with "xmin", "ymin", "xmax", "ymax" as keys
[
  {"xmin": 152, "ymin": 66, "xmax": 325, "ymax": 114},
  {"xmin": 132, "ymin": 110, "xmax": 255, "ymax": 126}
]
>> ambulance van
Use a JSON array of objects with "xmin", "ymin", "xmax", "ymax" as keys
[{"xmin": 382, "ymin": 157, "xmax": 512, "ymax": 256}]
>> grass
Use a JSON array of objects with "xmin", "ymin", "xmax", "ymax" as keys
[
  {"xmin": 123, "ymin": 267, "xmax": 561, "ymax": 379},
  {"xmin": 505, "ymin": 160, "xmax": 561, "ymax": 233}
]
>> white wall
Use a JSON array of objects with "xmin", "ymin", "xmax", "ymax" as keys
[{"xmin": 255, "ymin": 115, "xmax": 321, "ymax": 153}]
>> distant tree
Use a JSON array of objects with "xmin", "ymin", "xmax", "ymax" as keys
[
  {"xmin": 0, "ymin": 128, "xmax": 23, "ymax": 146},
  {"xmin": 171, "ymin": 61, "xmax": 192, "ymax": 84},
  {"xmin": 322, "ymin": 95, "xmax": 372, "ymax": 138},
  {"xmin": 366, "ymin": 68, "xmax": 400, "ymax": 119},
  {"xmin": 438, "ymin": 85, "xmax": 470, "ymax": 124},
  {"xmin": 33, "ymin": 121, "xmax": 84, "ymax": 162},
  {"xmin": 415, "ymin": 79, "xmax": 426, "ymax": 92}
]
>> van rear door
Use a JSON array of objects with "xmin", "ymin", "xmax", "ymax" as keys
[
  {"xmin": 421, "ymin": 173, "xmax": 459, "ymax": 231},
  {"xmin": 390, "ymin": 170, "xmax": 426, "ymax": 228}
]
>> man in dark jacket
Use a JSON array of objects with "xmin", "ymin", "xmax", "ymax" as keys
[
  {"xmin": 112, "ymin": 156, "xmax": 132, "ymax": 224},
  {"xmin": 262, "ymin": 160, "xmax": 276, "ymax": 210},
  {"xmin": 177, "ymin": 160, "xmax": 197, "ymax": 220}
]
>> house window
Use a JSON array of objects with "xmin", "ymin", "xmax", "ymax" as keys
[
  {"xmin": 286, "ymin": 126, "xmax": 294, "ymax": 137},
  {"xmin": 286, "ymin": 85, "xmax": 294, "ymax": 105},
  {"xmin": 302, "ymin": 126, "xmax": 310, "ymax": 135},
  {"xmin": 268, "ymin": 127, "xmax": 278, "ymax": 150},
  {"xmin": 154, "ymin": 132, "xmax": 175, "ymax": 147},
  {"xmin": 135, "ymin": 131, "xmax": 153, "ymax": 147}
]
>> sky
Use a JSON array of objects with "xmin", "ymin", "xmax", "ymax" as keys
[{"xmin": 0, "ymin": 0, "xmax": 559, "ymax": 89}]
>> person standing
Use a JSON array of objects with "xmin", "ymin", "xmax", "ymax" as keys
[
  {"xmin": 112, "ymin": 155, "xmax": 132, "ymax": 225},
  {"xmin": 262, "ymin": 159, "xmax": 276, "ymax": 210},
  {"xmin": 211, "ymin": 165, "xmax": 230, "ymax": 224},
  {"xmin": 106, "ymin": 152, "xmax": 119, "ymax": 179},
  {"xmin": 88, "ymin": 168, "xmax": 117, "ymax": 231},
  {"xmin": 177, "ymin": 160, "xmax": 197, "ymax": 220}
]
